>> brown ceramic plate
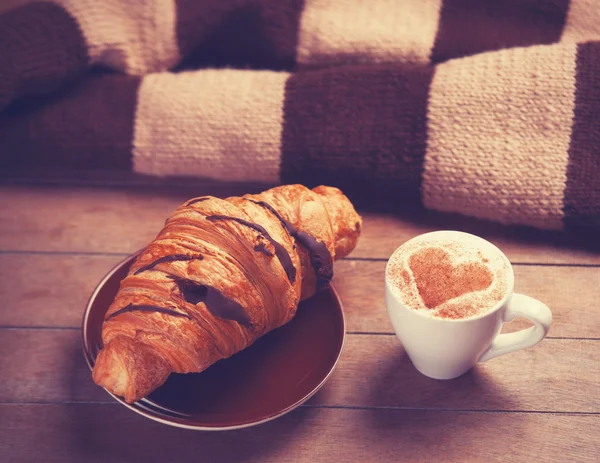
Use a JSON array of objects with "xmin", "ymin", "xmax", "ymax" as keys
[{"xmin": 82, "ymin": 253, "xmax": 346, "ymax": 430}]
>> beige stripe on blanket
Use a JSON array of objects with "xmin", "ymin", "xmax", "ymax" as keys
[
  {"xmin": 423, "ymin": 43, "xmax": 577, "ymax": 230},
  {"xmin": 55, "ymin": 0, "xmax": 179, "ymax": 74},
  {"xmin": 296, "ymin": 0, "xmax": 443, "ymax": 67},
  {"xmin": 133, "ymin": 69, "xmax": 288, "ymax": 183},
  {"xmin": 561, "ymin": 0, "xmax": 600, "ymax": 43}
]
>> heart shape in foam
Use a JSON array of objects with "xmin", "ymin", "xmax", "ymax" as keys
[{"xmin": 408, "ymin": 247, "xmax": 493, "ymax": 309}]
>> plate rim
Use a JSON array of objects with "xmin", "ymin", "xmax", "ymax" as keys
[{"xmin": 81, "ymin": 252, "xmax": 346, "ymax": 431}]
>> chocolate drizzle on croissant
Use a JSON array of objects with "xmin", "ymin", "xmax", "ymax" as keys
[
  {"xmin": 185, "ymin": 197, "xmax": 211, "ymax": 206},
  {"xmin": 175, "ymin": 278, "xmax": 252, "ymax": 328},
  {"xmin": 249, "ymin": 199, "xmax": 333, "ymax": 289},
  {"xmin": 205, "ymin": 214, "xmax": 297, "ymax": 284},
  {"xmin": 253, "ymin": 242, "xmax": 273, "ymax": 256}
]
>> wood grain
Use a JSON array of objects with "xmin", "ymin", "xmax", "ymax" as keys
[
  {"xmin": 357, "ymin": 212, "xmax": 600, "ymax": 264},
  {"xmin": 316, "ymin": 336, "xmax": 600, "ymax": 413},
  {"xmin": 0, "ymin": 254, "xmax": 124, "ymax": 328},
  {"xmin": 2, "ymin": 330, "xmax": 598, "ymax": 413},
  {"xmin": 0, "ymin": 404, "xmax": 597, "ymax": 463},
  {"xmin": 1, "ymin": 180, "xmax": 598, "ymax": 463},
  {"xmin": 1, "ymin": 183, "xmax": 599, "ymax": 263},
  {"xmin": 0, "ymin": 184, "xmax": 209, "ymax": 254},
  {"xmin": 334, "ymin": 260, "xmax": 600, "ymax": 337},
  {"xmin": 2, "ymin": 254, "xmax": 598, "ymax": 338},
  {"xmin": 0, "ymin": 329, "xmax": 105, "ymax": 403}
]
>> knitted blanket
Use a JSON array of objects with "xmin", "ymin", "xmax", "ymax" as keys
[{"xmin": 1, "ymin": 0, "xmax": 599, "ymax": 230}]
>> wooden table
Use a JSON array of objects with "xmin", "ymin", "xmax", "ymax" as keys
[{"xmin": 1, "ymin": 176, "xmax": 599, "ymax": 462}]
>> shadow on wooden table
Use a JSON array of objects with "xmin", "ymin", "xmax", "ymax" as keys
[
  {"xmin": 359, "ymin": 205, "xmax": 600, "ymax": 259},
  {"xmin": 360, "ymin": 351, "xmax": 521, "ymax": 459},
  {"xmin": 365, "ymin": 350, "xmax": 521, "ymax": 411},
  {"xmin": 66, "ymin": 406, "xmax": 311, "ymax": 462},
  {"xmin": 66, "ymin": 346, "xmax": 310, "ymax": 462}
]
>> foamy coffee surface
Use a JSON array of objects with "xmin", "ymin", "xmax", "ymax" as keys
[{"xmin": 387, "ymin": 232, "xmax": 511, "ymax": 320}]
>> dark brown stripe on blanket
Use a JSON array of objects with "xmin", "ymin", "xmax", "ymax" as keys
[
  {"xmin": 175, "ymin": 0, "xmax": 304, "ymax": 70},
  {"xmin": 430, "ymin": 0, "xmax": 569, "ymax": 63},
  {"xmin": 0, "ymin": 2, "xmax": 88, "ymax": 111},
  {"xmin": 563, "ymin": 41, "xmax": 600, "ymax": 229},
  {"xmin": 281, "ymin": 65, "xmax": 433, "ymax": 207},
  {"xmin": 0, "ymin": 73, "xmax": 139, "ymax": 171}
]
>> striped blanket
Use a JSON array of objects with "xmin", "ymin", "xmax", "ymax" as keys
[{"xmin": 1, "ymin": 0, "xmax": 599, "ymax": 230}]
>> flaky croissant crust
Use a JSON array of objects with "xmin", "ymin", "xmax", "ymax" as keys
[{"xmin": 92, "ymin": 184, "xmax": 361, "ymax": 402}]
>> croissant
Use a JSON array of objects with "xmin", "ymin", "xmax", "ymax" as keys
[{"xmin": 92, "ymin": 184, "xmax": 361, "ymax": 403}]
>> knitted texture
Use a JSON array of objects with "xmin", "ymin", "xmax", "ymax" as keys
[
  {"xmin": 133, "ymin": 69, "xmax": 288, "ymax": 182},
  {"xmin": 57, "ymin": 0, "xmax": 180, "ymax": 74},
  {"xmin": 0, "ymin": 2, "xmax": 88, "ymax": 110},
  {"xmin": 296, "ymin": 0, "xmax": 442, "ymax": 67},
  {"xmin": 1, "ymin": 0, "xmax": 599, "ymax": 229},
  {"xmin": 561, "ymin": 0, "xmax": 600, "ymax": 43},
  {"xmin": 424, "ymin": 44, "xmax": 577, "ymax": 230},
  {"xmin": 563, "ymin": 41, "xmax": 600, "ymax": 229}
]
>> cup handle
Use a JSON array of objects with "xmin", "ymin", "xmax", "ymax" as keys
[{"xmin": 478, "ymin": 293, "xmax": 552, "ymax": 363}]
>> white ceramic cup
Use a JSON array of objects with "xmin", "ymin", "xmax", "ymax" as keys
[{"xmin": 384, "ymin": 231, "xmax": 552, "ymax": 380}]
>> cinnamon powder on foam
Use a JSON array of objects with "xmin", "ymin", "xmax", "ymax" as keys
[{"xmin": 388, "ymin": 237, "xmax": 509, "ymax": 320}]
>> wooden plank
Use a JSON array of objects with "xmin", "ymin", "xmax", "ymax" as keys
[
  {"xmin": 356, "ymin": 211, "xmax": 600, "ymax": 264},
  {"xmin": 2, "ymin": 330, "xmax": 598, "ymax": 413},
  {"xmin": 316, "ymin": 336, "xmax": 600, "ymax": 413},
  {"xmin": 0, "ymin": 254, "xmax": 123, "ymax": 328},
  {"xmin": 1, "ymin": 183, "xmax": 599, "ymax": 264},
  {"xmin": 334, "ymin": 260, "xmax": 600, "ymax": 337},
  {"xmin": 0, "ymin": 184, "xmax": 248, "ymax": 255},
  {"xmin": 3, "ymin": 254, "xmax": 598, "ymax": 338},
  {"xmin": 0, "ymin": 404, "xmax": 597, "ymax": 463},
  {"xmin": 0, "ymin": 329, "xmax": 107, "ymax": 403}
]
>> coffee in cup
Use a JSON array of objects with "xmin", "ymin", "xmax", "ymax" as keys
[
  {"xmin": 385, "ymin": 231, "xmax": 552, "ymax": 380},
  {"xmin": 386, "ymin": 231, "xmax": 510, "ymax": 320}
]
